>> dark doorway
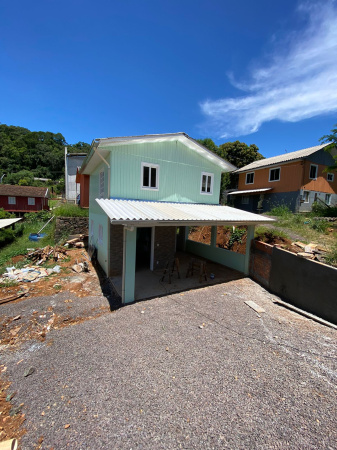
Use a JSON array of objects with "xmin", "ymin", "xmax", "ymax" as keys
[{"xmin": 136, "ymin": 227, "xmax": 152, "ymax": 270}]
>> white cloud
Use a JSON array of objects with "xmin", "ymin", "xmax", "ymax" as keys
[{"xmin": 200, "ymin": 1, "xmax": 337, "ymax": 138}]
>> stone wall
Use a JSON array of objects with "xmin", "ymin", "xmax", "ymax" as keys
[
  {"xmin": 110, "ymin": 224, "xmax": 124, "ymax": 276},
  {"xmin": 153, "ymin": 226, "xmax": 176, "ymax": 270},
  {"xmin": 55, "ymin": 217, "xmax": 89, "ymax": 241}
]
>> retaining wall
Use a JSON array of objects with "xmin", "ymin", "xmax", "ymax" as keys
[
  {"xmin": 55, "ymin": 217, "xmax": 89, "ymax": 241},
  {"xmin": 250, "ymin": 240, "xmax": 337, "ymax": 324}
]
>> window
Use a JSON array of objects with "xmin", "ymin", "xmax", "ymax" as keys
[
  {"xmin": 141, "ymin": 163, "xmax": 159, "ymax": 190},
  {"xmin": 303, "ymin": 191, "xmax": 309, "ymax": 203},
  {"xmin": 200, "ymin": 172, "xmax": 214, "ymax": 194},
  {"xmin": 327, "ymin": 173, "xmax": 334, "ymax": 182},
  {"xmin": 325, "ymin": 194, "xmax": 331, "ymax": 205},
  {"xmin": 241, "ymin": 196, "xmax": 249, "ymax": 204},
  {"xmin": 8, "ymin": 197, "xmax": 16, "ymax": 204},
  {"xmin": 245, "ymin": 172, "xmax": 254, "ymax": 184},
  {"xmin": 269, "ymin": 167, "xmax": 280, "ymax": 182},
  {"xmin": 309, "ymin": 164, "xmax": 318, "ymax": 180},
  {"xmin": 28, "ymin": 197, "xmax": 35, "ymax": 205},
  {"xmin": 99, "ymin": 170, "xmax": 105, "ymax": 198}
]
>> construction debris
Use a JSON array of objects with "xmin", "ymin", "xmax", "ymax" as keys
[
  {"xmin": 292, "ymin": 241, "xmax": 328, "ymax": 262},
  {"xmin": 0, "ymin": 266, "xmax": 61, "ymax": 285},
  {"xmin": 0, "ymin": 288, "xmax": 29, "ymax": 306},
  {"xmin": 65, "ymin": 235, "xmax": 87, "ymax": 248},
  {"xmin": 27, "ymin": 245, "xmax": 67, "ymax": 263}
]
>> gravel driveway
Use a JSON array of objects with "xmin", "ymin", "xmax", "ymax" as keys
[{"xmin": 1, "ymin": 278, "xmax": 336, "ymax": 449}]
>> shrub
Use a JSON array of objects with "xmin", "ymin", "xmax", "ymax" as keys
[
  {"xmin": 228, "ymin": 227, "xmax": 246, "ymax": 248},
  {"xmin": 0, "ymin": 208, "xmax": 15, "ymax": 219},
  {"xmin": 53, "ymin": 203, "xmax": 89, "ymax": 217},
  {"xmin": 269, "ymin": 204, "xmax": 292, "ymax": 217},
  {"xmin": 24, "ymin": 210, "xmax": 52, "ymax": 223},
  {"xmin": 311, "ymin": 202, "xmax": 337, "ymax": 217}
]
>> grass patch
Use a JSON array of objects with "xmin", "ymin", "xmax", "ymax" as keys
[
  {"xmin": 255, "ymin": 226, "xmax": 289, "ymax": 241},
  {"xmin": 53, "ymin": 203, "xmax": 89, "ymax": 217}
]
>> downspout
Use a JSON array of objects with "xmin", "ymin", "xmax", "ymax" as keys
[{"xmin": 92, "ymin": 141, "xmax": 111, "ymax": 198}]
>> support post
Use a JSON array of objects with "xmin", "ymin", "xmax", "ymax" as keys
[
  {"xmin": 122, "ymin": 226, "xmax": 137, "ymax": 304},
  {"xmin": 244, "ymin": 225, "xmax": 255, "ymax": 275}
]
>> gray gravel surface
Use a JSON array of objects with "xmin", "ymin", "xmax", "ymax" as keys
[{"xmin": 1, "ymin": 279, "xmax": 336, "ymax": 449}]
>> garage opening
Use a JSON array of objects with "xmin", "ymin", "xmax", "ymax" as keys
[{"xmin": 136, "ymin": 227, "xmax": 152, "ymax": 270}]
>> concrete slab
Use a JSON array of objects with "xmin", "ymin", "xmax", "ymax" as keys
[{"xmin": 110, "ymin": 251, "xmax": 244, "ymax": 301}]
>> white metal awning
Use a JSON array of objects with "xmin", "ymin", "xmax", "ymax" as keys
[
  {"xmin": 228, "ymin": 188, "xmax": 272, "ymax": 196},
  {"xmin": 0, "ymin": 218, "xmax": 22, "ymax": 229},
  {"xmin": 96, "ymin": 199, "xmax": 274, "ymax": 226}
]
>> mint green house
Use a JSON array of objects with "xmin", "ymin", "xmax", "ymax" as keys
[{"xmin": 80, "ymin": 133, "xmax": 272, "ymax": 304}]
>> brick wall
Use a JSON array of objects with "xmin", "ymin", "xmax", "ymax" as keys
[
  {"xmin": 55, "ymin": 217, "xmax": 89, "ymax": 241},
  {"xmin": 249, "ymin": 240, "xmax": 273, "ymax": 288},
  {"xmin": 153, "ymin": 226, "xmax": 176, "ymax": 270},
  {"xmin": 110, "ymin": 224, "xmax": 124, "ymax": 276}
]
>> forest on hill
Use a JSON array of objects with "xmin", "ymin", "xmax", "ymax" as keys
[{"xmin": 0, "ymin": 124, "xmax": 90, "ymax": 186}]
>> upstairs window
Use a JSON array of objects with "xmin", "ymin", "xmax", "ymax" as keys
[
  {"xmin": 245, "ymin": 172, "xmax": 254, "ymax": 184},
  {"xmin": 8, "ymin": 197, "xmax": 16, "ymax": 204},
  {"xmin": 269, "ymin": 167, "xmax": 280, "ymax": 182},
  {"xmin": 141, "ymin": 163, "xmax": 159, "ymax": 190},
  {"xmin": 309, "ymin": 164, "xmax": 318, "ymax": 180},
  {"xmin": 327, "ymin": 173, "xmax": 334, "ymax": 182},
  {"xmin": 200, "ymin": 172, "xmax": 214, "ymax": 195},
  {"xmin": 99, "ymin": 170, "xmax": 105, "ymax": 198},
  {"xmin": 28, "ymin": 197, "xmax": 35, "ymax": 205}
]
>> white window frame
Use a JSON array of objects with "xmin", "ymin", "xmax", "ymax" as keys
[
  {"xmin": 99, "ymin": 170, "xmax": 105, "ymax": 198},
  {"xmin": 200, "ymin": 172, "xmax": 214, "ymax": 195},
  {"xmin": 309, "ymin": 164, "xmax": 318, "ymax": 180},
  {"xmin": 327, "ymin": 173, "xmax": 334, "ymax": 182},
  {"xmin": 245, "ymin": 172, "xmax": 255, "ymax": 185},
  {"xmin": 141, "ymin": 162, "xmax": 159, "ymax": 191},
  {"xmin": 28, "ymin": 197, "xmax": 35, "ymax": 205},
  {"xmin": 325, "ymin": 193, "xmax": 331, "ymax": 205},
  {"xmin": 8, "ymin": 196, "xmax": 16, "ymax": 205},
  {"xmin": 241, "ymin": 196, "xmax": 249, "ymax": 204},
  {"xmin": 303, "ymin": 191, "xmax": 309, "ymax": 203},
  {"xmin": 269, "ymin": 167, "xmax": 281, "ymax": 182}
]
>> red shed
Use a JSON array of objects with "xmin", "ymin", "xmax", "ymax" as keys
[{"xmin": 0, "ymin": 185, "xmax": 50, "ymax": 214}]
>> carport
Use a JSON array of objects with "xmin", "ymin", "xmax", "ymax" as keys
[{"xmin": 96, "ymin": 199, "xmax": 274, "ymax": 304}]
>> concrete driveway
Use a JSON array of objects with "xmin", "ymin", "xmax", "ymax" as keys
[{"xmin": 1, "ymin": 278, "xmax": 336, "ymax": 449}]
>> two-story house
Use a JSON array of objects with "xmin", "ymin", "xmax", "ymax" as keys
[
  {"xmin": 79, "ymin": 133, "xmax": 273, "ymax": 304},
  {"xmin": 229, "ymin": 144, "xmax": 337, "ymax": 213}
]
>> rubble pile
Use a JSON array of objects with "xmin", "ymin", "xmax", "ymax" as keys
[{"xmin": 27, "ymin": 245, "xmax": 67, "ymax": 264}]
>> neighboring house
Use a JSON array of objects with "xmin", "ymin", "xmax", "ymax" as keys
[
  {"xmin": 228, "ymin": 144, "xmax": 337, "ymax": 213},
  {"xmin": 0, "ymin": 185, "xmax": 49, "ymax": 214},
  {"xmin": 65, "ymin": 151, "xmax": 87, "ymax": 202},
  {"xmin": 79, "ymin": 132, "xmax": 273, "ymax": 304},
  {"xmin": 75, "ymin": 168, "xmax": 90, "ymax": 208}
]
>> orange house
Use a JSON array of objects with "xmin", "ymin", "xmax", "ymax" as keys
[{"xmin": 228, "ymin": 144, "xmax": 337, "ymax": 213}]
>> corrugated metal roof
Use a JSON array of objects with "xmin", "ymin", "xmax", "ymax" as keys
[
  {"xmin": 0, "ymin": 218, "xmax": 22, "ymax": 229},
  {"xmin": 228, "ymin": 188, "xmax": 272, "ymax": 196},
  {"xmin": 235, "ymin": 143, "xmax": 330, "ymax": 173},
  {"xmin": 96, "ymin": 199, "xmax": 274, "ymax": 225}
]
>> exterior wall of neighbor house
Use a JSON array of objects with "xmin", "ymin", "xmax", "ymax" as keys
[
  {"xmin": 66, "ymin": 155, "xmax": 86, "ymax": 201},
  {"xmin": 79, "ymin": 174, "xmax": 90, "ymax": 207},
  {"xmin": 0, "ymin": 195, "xmax": 49, "ymax": 212},
  {"xmin": 88, "ymin": 162, "xmax": 110, "ymax": 274},
  {"xmin": 232, "ymin": 191, "xmax": 301, "ymax": 213},
  {"xmin": 106, "ymin": 140, "xmax": 222, "ymax": 204},
  {"xmin": 237, "ymin": 160, "xmax": 304, "ymax": 193},
  {"xmin": 301, "ymin": 160, "xmax": 337, "ymax": 194}
]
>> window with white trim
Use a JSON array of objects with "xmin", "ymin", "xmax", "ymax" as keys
[
  {"xmin": 99, "ymin": 170, "xmax": 105, "ymax": 198},
  {"xmin": 200, "ymin": 172, "xmax": 214, "ymax": 194},
  {"xmin": 28, "ymin": 197, "xmax": 35, "ymax": 205},
  {"xmin": 325, "ymin": 194, "xmax": 331, "ymax": 205},
  {"xmin": 245, "ymin": 172, "xmax": 254, "ymax": 184},
  {"xmin": 269, "ymin": 167, "xmax": 280, "ymax": 182},
  {"xmin": 8, "ymin": 197, "xmax": 16, "ymax": 205},
  {"xmin": 327, "ymin": 173, "xmax": 334, "ymax": 182},
  {"xmin": 309, "ymin": 164, "xmax": 318, "ymax": 180},
  {"xmin": 141, "ymin": 163, "xmax": 159, "ymax": 190},
  {"xmin": 303, "ymin": 191, "xmax": 309, "ymax": 203}
]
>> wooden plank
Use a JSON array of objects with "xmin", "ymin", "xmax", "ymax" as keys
[{"xmin": 244, "ymin": 300, "xmax": 265, "ymax": 313}]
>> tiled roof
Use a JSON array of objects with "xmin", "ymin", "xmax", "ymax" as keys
[
  {"xmin": 0, "ymin": 185, "xmax": 49, "ymax": 198},
  {"xmin": 235, "ymin": 144, "xmax": 330, "ymax": 173},
  {"xmin": 96, "ymin": 199, "xmax": 274, "ymax": 225}
]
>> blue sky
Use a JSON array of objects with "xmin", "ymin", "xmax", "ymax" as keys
[{"xmin": 1, "ymin": 0, "xmax": 337, "ymax": 158}]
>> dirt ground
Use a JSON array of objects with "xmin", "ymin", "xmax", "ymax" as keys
[{"xmin": 188, "ymin": 226, "xmax": 301, "ymax": 254}]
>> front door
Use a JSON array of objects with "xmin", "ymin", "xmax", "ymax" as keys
[{"xmin": 136, "ymin": 227, "xmax": 152, "ymax": 270}]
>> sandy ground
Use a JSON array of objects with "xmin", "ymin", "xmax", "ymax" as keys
[{"xmin": 0, "ymin": 273, "xmax": 336, "ymax": 449}]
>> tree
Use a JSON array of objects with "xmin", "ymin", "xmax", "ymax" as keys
[
  {"xmin": 217, "ymin": 141, "xmax": 264, "ymax": 169},
  {"xmin": 319, "ymin": 124, "xmax": 337, "ymax": 171}
]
